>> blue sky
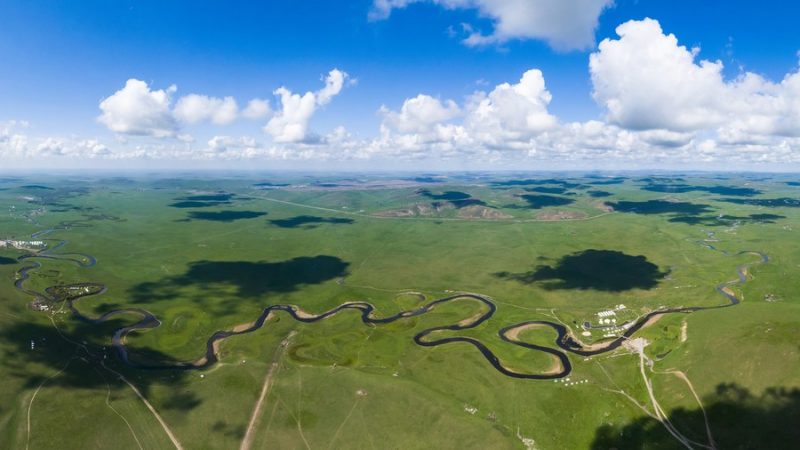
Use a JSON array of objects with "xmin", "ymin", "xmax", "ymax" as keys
[{"xmin": 2, "ymin": 0, "xmax": 800, "ymax": 169}]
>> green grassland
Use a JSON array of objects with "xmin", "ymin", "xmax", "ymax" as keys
[{"xmin": 0, "ymin": 173, "xmax": 798, "ymax": 449}]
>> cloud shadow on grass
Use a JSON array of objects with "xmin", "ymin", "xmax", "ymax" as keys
[
  {"xmin": 179, "ymin": 193, "xmax": 235, "ymax": 202},
  {"xmin": 186, "ymin": 210, "xmax": 267, "ymax": 222},
  {"xmin": 591, "ymin": 383, "xmax": 800, "ymax": 450},
  {"xmin": 525, "ymin": 186, "xmax": 568, "ymax": 194},
  {"xmin": 505, "ymin": 194, "xmax": 574, "ymax": 210},
  {"xmin": 669, "ymin": 213, "xmax": 785, "ymax": 226},
  {"xmin": 130, "ymin": 255, "xmax": 349, "ymax": 308},
  {"xmin": 607, "ymin": 200, "xmax": 713, "ymax": 215},
  {"xmin": 717, "ymin": 197, "xmax": 800, "ymax": 207},
  {"xmin": 642, "ymin": 183, "xmax": 762, "ymax": 196},
  {"xmin": 269, "ymin": 215, "xmax": 354, "ymax": 229},
  {"xmin": 0, "ymin": 320, "xmax": 199, "ymax": 406},
  {"xmin": 170, "ymin": 201, "xmax": 232, "ymax": 208},
  {"xmin": 417, "ymin": 188, "xmax": 488, "ymax": 209},
  {"xmin": 494, "ymin": 249, "xmax": 667, "ymax": 292}
]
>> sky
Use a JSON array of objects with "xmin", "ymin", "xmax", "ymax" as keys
[{"xmin": 1, "ymin": 0, "xmax": 800, "ymax": 171}]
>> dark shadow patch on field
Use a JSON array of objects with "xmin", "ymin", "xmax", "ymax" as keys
[
  {"xmin": 786, "ymin": 181, "xmax": 800, "ymax": 187},
  {"xmin": 269, "ymin": 215, "xmax": 354, "ymax": 229},
  {"xmin": 408, "ymin": 176, "xmax": 445, "ymax": 183},
  {"xmin": 417, "ymin": 189, "xmax": 487, "ymax": 209},
  {"xmin": 505, "ymin": 194, "xmax": 574, "ymax": 209},
  {"xmin": 0, "ymin": 320, "xmax": 198, "ymax": 402},
  {"xmin": 525, "ymin": 186, "xmax": 568, "ymax": 194},
  {"xmin": 0, "ymin": 256, "xmax": 17, "ymax": 265},
  {"xmin": 130, "ymin": 255, "xmax": 349, "ymax": 304},
  {"xmin": 170, "ymin": 192, "xmax": 237, "ymax": 208},
  {"xmin": 717, "ymin": 197, "xmax": 800, "ymax": 207},
  {"xmin": 492, "ymin": 179, "xmax": 544, "ymax": 187},
  {"xmin": 669, "ymin": 213, "xmax": 785, "ymax": 226},
  {"xmin": 636, "ymin": 177, "xmax": 686, "ymax": 184},
  {"xmin": 21, "ymin": 186, "xmax": 91, "ymax": 207},
  {"xmin": 607, "ymin": 200, "xmax": 712, "ymax": 215},
  {"xmin": 442, "ymin": 199, "xmax": 488, "ymax": 208},
  {"xmin": 417, "ymin": 189, "xmax": 471, "ymax": 201},
  {"xmin": 643, "ymin": 184, "xmax": 762, "ymax": 196},
  {"xmin": 170, "ymin": 200, "xmax": 232, "ymax": 208},
  {"xmin": 591, "ymin": 383, "xmax": 800, "ymax": 450},
  {"xmin": 492, "ymin": 179, "xmax": 583, "ymax": 189},
  {"xmin": 254, "ymin": 182, "xmax": 290, "ymax": 188},
  {"xmin": 212, "ymin": 420, "xmax": 246, "ymax": 439},
  {"xmin": 186, "ymin": 211, "xmax": 266, "ymax": 222},
  {"xmin": 161, "ymin": 391, "xmax": 203, "ymax": 410},
  {"xmin": 179, "ymin": 193, "xmax": 235, "ymax": 202},
  {"xmin": 494, "ymin": 250, "xmax": 666, "ymax": 291},
  {"xmin": 588, "ymin": 190, "xmax": 612, "ymax": 198}
]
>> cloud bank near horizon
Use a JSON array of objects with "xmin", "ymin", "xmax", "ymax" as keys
[{"xmin": 3, "ymin": 19, "xmax": 800, "ymax": 169}]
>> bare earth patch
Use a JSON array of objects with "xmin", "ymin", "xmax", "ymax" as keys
[
  {"xmin": 535, "ymin": 210, "xmax": 587, "ymax": 220},
  {"xmin": 374, "ymin": 203, "xmax": 435, "ymax": 217},
  {"xmin": 456, "ymin": 205, "xmax": 513, "ymax": 219}
]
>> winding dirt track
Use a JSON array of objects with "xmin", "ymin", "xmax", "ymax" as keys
[{"xmin": 13, "ymin": 226, "xmax": 768, "ymax": 380}]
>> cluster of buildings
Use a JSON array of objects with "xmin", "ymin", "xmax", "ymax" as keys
[
  {"xmin": 585, "ymin": 305, "xmax": 631, "ymax": 338},
  {"xmin": 0, "ymin": 239, "xmax": 46, "ymax": 250},
  {"xmin": 596, "ymin": 305, "xmax": 626, "ymax": 324}
]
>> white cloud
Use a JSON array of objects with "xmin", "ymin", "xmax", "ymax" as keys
[
  {"xmin": 98, "ymin": 79, "xmax": 178, "ymax": 137},
  {"xmin": 76, "ymin": 139, "xmax": 112, "ymax": 157},
  {"xmin": 379, "ymin": 69, "xmax": 556, "ymax": 150},
  {"xmin": 174, "ymin": 94, "xmax": 239, "ymax": 125},
  {"xmin": 98, "ymin": 80, "xmax": 272, "ymax": 137},
  {"xmin": 370, "ymin": 0, "xmax": 612, "ymax": 50},
  {"xmin": 36, "ymin": 138, "xmax": 68, "ymax": 156},
  {"xmin": 207, "ymin": 135, "xmax": 258, "ymax": 153},
  {"xmin": 465, "ymin": 69, "xmax": 557, "ymax": 144},
  {"xmin": 590, "ymin": 18, "xmax": 800, "ymax": 140},
  {"xmin": 0, "ymin": 121, "xmax": 30, "ymax": 158},
  {"xmin": 317, "ymin": 69, "xmax": 348, "ymax": 105},
  {"xmin": 20, "ymin": 21, "xmax": 800, "ymax": 169},
  {"xmin": 265, "ymin": 69, "xmax": 349, "ymax": 143},
  {"xmin": 242, "ymin": 99, "xmax": 271, "ymax": 119},
  {"xmin": 380, "ymin": 94, "xmax": 461, "ymax": 139}
]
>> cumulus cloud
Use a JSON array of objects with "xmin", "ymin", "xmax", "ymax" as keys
[
  {"xmin": 380, "ymin": 69, "xmax": 557, "ymax": 150},
  {"xmin": 265, "ymin": 69, "xmax": 349, "ymax": 143},
  {"xmin": 370, "ymin": 0, "xmax": 612, "ymax": 50},
  {"xmin": 379, "ymin": 94, "xmax": 461, "ymax": 135},
  {"xmin": 207, "ymin": 135, "xmax": 258, "ymax": 153},
  {"xmin": 0, "ymin": 121, "xmax": 29, "ymax": 158},
  {"xmin": 26, "ymin": 21, "xmax": 800, "ymax": 168},
  {"xmin": 173, "ymin": 94, "xmax": 238, "ymax": 125},
  {"xmin": 98, "ymin": 79, "xmax": 178, "ymax": 137},
  {"xmin": 465, "ymin": 69, "xmax": 557, "ymax": 144},
  {"xmin": 98, "ymin": 81, "xmax": 273, "ymax": 136},
  {"xmin": 242, "ymin": 99, "xmax": 271, "ymax": 119},
  {"xmin": 590, "ymin": 18, "xmax": 800, "ymax": 140}
]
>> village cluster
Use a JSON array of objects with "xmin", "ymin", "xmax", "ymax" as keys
[
  {"xmin": 586, "ymin": 304, "xmax": 633, "ymax": 338},
  {"xmin": 0, "ymin": 239, "xmax": 45, "ymax": 250}
]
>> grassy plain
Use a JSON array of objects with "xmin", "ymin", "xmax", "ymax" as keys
[{"xmin": 0, "ymin": 172, "xmax": 798, "ymax": 449}]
